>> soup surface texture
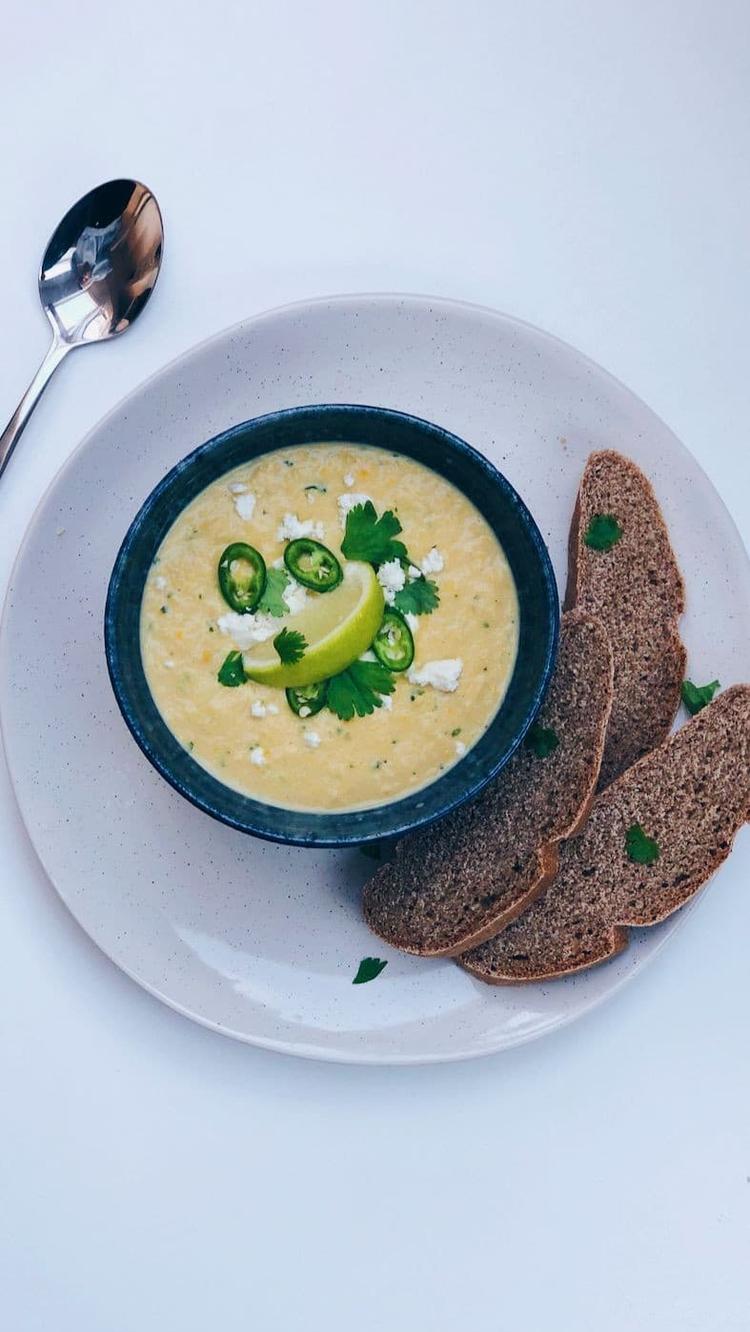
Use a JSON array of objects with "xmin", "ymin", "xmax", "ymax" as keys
[{"xmin": 141, "ymin": 443, "xmax": 519, "ymax": 811}]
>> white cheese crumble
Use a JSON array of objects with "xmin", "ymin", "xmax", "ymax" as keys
[
  {"xmin": 228, "ymin": 482, "xmax": 248, "ymax": 494},
  {"xmin": 282, "ymin": 580, "xmax": 308, "ymax": 615},
  {"xmin": 379, "ymin": 693, "xmax": 393, "ymax": 711},
  {"xmin": 163, "ymin": 659, "xmax": 175, "ymax": 669},
  {"xmin": 217, "ymin": 610, "xmax": 275, "ymax": 649},
  {"xmin": 250, "ymin": 700, "xmax": 269, "ymax": 718},
  {"xmin": 272, "ymin": 556, "xmax": 285, "ymax": 570},
  {"xmin": 404, "ymin": 611, "xmax": 419, "ymax": 635},
  {"xmin": 249, "ymin": 746, "xmax": 266, "ymax": 766},
  {"xmin": 359, "ymin": 649, "xmax": 378, "ymax": 663},
  {"xmin": 455, "ymin": 740, "xmax": 467, "ymax": 757},
  {"xmin": 303, "ymin": 730, "xmax": 321, "ymax": 749},
  {"xmin": 298, "ymin": 706, "xmax": 311, "ymax": 718},
  {"xmin": 377, "ymin": 558, "xmax": 406, "ymax": 604},
  {"xmin": 407, "ymin": 564, "xmax": 422, "ymax": 581},
  {"xmin": 234, "ymin": 491, "xmax": 257, "ymax": 521},
  {"xmin": 407, "ymin": 658, "xmax": 463, "ymax": 692},
  {"xmin": 420, "ymin": 546, "xmax": 444, "ymax": 575},
  {"xmin": 267, "ymin": 703, "xmax": 279, "ymax": 715},
  {"xmin": 337, "ymin": 492, "xmax": 372, "ymax": 527},
  {"xmin": 343, "ymin": 472, "xmax": 355, "ymax": 487},
  {"xmin": 276, "ymin": 512, "xmax": 325, "ymax": 541},
  {"xmin": 154, "ymin": 574, "xmax": 167, "ymax": 590}
]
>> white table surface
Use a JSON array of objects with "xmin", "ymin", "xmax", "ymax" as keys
[{"xmin": 1, "ymin": 3, "xmax": 748, "ymax": 1328}]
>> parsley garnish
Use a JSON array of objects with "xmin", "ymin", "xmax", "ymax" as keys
[
  {"xmin": 584, "ymin": 513, "xmax": 623, "ymax": 551},
  {"xmin": 326, "ymin": 660, "xmax": 396, "ymax": 720},
  {"xmin": 274, "ymin": 628, "xmax": 307, "ymax": 665},
  {"xmin": 341, "ymin": 501, "xmax": 407, "ymax": 565},
  {"xmin": 353, "ymin": 957, "xmax": 388, "ymax": 985},
  {"xmin": 681, "ymin": 678, "xmax": 720, "ymax": 716},
  {"xmin": 393, "ymin": 576, "xmax": 440, "ymax": 616},
  {"xmin": 217, "ymin": 650, "xmax": 247, "ymax": 687},
  {"xmin": 257, "ymin": 567, "xmax": 291, "ymax": 617},
  {"xmin": 625, "ymin": 822, "xmax": 660, "ymax": 865},
  {"xmin": 525, "ymin": 724, "xmax": 559, "ymax": 758}
]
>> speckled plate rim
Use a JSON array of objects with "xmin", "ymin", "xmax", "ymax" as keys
[{"xmin": 1, "ymin": 291, "xmax": 749, "ymax": 1065}]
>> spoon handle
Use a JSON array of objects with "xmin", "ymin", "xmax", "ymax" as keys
[{"xmin": 0, "ymin": 337, "xmax": 71, "ymax": 480}]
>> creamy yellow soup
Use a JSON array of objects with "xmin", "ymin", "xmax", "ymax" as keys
[{"xmin": 141, "ymin": 443, "xmax": 519, "ymax": 812}]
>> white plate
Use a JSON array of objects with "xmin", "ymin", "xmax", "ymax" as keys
[{"xmin": 2, "ymin": 294, "xmax": 749, "ymax": 1064}]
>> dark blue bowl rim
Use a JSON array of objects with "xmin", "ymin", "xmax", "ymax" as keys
[{"xmin": 105, "ymin": 403, "xmax": 559, "ymax": 846}]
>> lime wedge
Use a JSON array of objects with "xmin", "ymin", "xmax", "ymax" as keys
[{"xmin": 242, "ymin": 561, "xmax": 385, "ymax": 688}]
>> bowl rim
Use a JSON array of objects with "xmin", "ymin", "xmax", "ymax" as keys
[{"xmin": 105, "ymin": 402, "xmax": 559, "ymax": 846}]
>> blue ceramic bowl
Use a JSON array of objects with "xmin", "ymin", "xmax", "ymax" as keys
[{"xmin": 105, "ymin": 404, "xmax": 559, "ymax": 846}]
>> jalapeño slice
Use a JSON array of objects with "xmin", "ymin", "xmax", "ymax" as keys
[
  {"xmin": 218, "ymin": 543, "xmax": 267, "ymax": 613},
  {"xmin": 285, "ymin": 680, "xmax": 329, "ymax": 717},
  {"xmin": 283, "ymin": 538, "xmax": 342, "ymax": 592},
  {"xmin": 372, "ymin": 608, "xmax": 414, "ymax": 672}
]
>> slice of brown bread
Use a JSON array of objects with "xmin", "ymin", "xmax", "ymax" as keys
[
  {"xmin": 461, "ymin": 685, "xmax": 750, "ymax": 984},
  {"xmin": 362, "ymin": 611, "xmax": 614, "ymax": 956},
  {"xmin": 566, "ymin": 450, "xmax": 686, "ymax": 788}
]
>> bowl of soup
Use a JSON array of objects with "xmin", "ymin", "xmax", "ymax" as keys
[{"xmin": 105, "ymin": 404, "xmax": 559, "ymax": 845}]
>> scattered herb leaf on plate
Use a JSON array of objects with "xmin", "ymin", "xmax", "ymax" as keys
[
  {"xmin": 681, "ymin": 678, "xmax": 720, "ymax": 716},
  {"xmin": 625, "ymin": 822, "xmax": 660, "ymax": 865},
  {"xmin": 584, "ymin": 513, "xmax": 623, "ymax": 551},
  {"xmin": 525, "ymin": 724, "xmax": 559, "ymax": 758},
  {"xmin": 353, "ymin": 957, "xmax": 388, "ymax": 985}
]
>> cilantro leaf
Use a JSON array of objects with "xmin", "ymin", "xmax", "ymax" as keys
[
  {"xmin": 217, "ymin": 650, "xmax": 248, "ymax": 687},
  {"xmin": 584, "ymin": 513, "xmax": 623, "ymax": 551},
  {"xmin": 681, "ymin": 678, "xmax": 720, "ymax": 716},
  {"xmin": 326, "ymin": 660, "xmax": 396, "ymax": 720},
  {"xmin": 393, "ymin": 576, "xmax": 440, "ymax": 616},
  {"xmin": 525, "ymin": 724, "xmax": 559, "ymax": 758},
  {"xmin": 625, "ymin": 822, "xmax": 660, "ymax": 865},
  {"xmin": 257, "ymin": 567, "xmax": 290, "ymax": 617},
  {"xmin": 353, "ymin": 957, "xmax": 388, "ymax": 985},
  {"xmin": 274, "ymin": 627, "xmax": 307, "ymax": 665},
  {"xmin": 341, "ymin": 501, "xmax": 408, "ymax": 565}
]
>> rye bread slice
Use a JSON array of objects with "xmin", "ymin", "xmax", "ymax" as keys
[
  {"xmin": 461, "ymin": 686, "xmax": 750, "ymax": 984},
  {"xmin": 567, "ymin": 450, "xmax": 686, "ymax": 788},
  {"xmin": 362, "ymin": 611, "xmax": 614, "ymax": 956}
]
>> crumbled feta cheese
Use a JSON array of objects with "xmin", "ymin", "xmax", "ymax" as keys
[
  {"xmin": 249, "ymin": 746, "xmax": 266, "ymax": 766},
  {"xmin": 377, "ymin": 558, "xmax": 406, "ymax": 605},
  {"xmin": 337, "ymin": 492, "xmax": 372, "ymax": 527},
  {"xmin": 267, "ymin": 703, "xmax": 279, "ymax": 715},
  {"xmin": 298, "ymin": 705, "xmax": 311, "ymax": 718},
  {"xmin": 420, "ymin": 546, "xmax": 444, "ymax": 575},
  {"xmin": 154, "ymin": 574, "xmax": 167, "ymax": 590},
  {"xmin": 407, "ymin": 564, "xmax": 422, "ymax": 581},
  {"xmin": 272, "ymin": 557, "xmax": 285, "ymax": 570},
  {"xmin": 163, "ymin": 659, "xmax": 175, "ymax": 669},
  {"xmin": 304, "ymin": 730, "xmax": 321, "ymax": 749},
  {"xmin": 234, "ymin": 491, "xmax": 257, "ymax": 521},
  {"xmin": 407, "ymin": 659, "xmax": 463, "ymax": 692},
  {"xmin": 250, "ymin": 700, "xmax": 269, "ymax": 718},
  {"xmin": 217, "ymin": 610, "xmax": 275, "ymax": 649},
  {"xmin": 404, "ymin": 611, "xmax": 419, "ymax": 635},
  {"xmin": 276, "ymin": 512, "xmax": 325, "ymax": 541},
  {"xmin": 344, "ymin": 472, "xmax": 355, "ymax": 487},
  {"xmin": 359, "ymin": 649, "xmax": 378, "ymax": 663},
  {"xmin": 379, "ymin": 693, "xmax": 393, "ymax": 711},
  {"xmin": 229, "ymin": 482, "xmax": 248, "ymax": 494},
  {"xmin": 282, "ymin": 580, "xmax": 308, "ymax": 615},
  {"xmin": 455, "ymin": 740, "xmax": 467, "ymax": 756}
]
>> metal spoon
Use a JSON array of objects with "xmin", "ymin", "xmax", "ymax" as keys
[{"xmin": 0, "ymin": 179, "xmax": 163, "ymax": 480}]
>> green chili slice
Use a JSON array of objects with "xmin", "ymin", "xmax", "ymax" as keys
[
  {"xmin": 283, "ymin": 538, "xmax": 342, "ymax": 592},
  {"xmin": 218, "ymin": 543, "xmax": 267, "ymax": 613},
  {"xmin": 285, "ymin": 680, "xmax": 329, "ymax": 717},
  {"xmin": 372, "ymin": 608, "xmax": 414, "ymax": 672}
]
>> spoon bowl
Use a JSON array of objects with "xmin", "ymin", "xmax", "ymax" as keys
[{"xmin": 0, "ymin": 178, "xmax": 163, "ymax": 478}]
